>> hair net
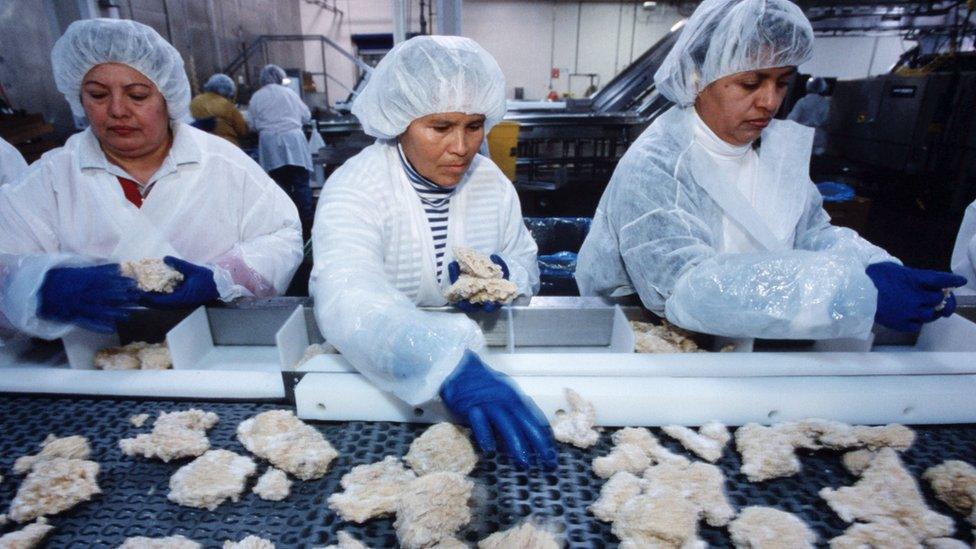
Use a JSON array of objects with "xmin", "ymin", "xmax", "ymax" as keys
[
  {"xmin": 260, "ymin": 64, "xmax": 286, "ymax": 86},
  {"xmin": 654, "ymin": 0, "xmax": 814, "ymax": 107},
  {"xmin": 806, "ymin": 76, "xmax": 828, "ymax": 94},
  {"xmin": 351, "ymin": 35, "xmax": 507, "ymax": 139},
  {"xmin": 203, "ymin": 73, "xmax": 236, "ymax": 99},
  {"xmin": 51, "ymin": 18, "xmax": 191, "ymax": 121}
]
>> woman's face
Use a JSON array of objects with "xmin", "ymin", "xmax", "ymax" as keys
[
  {"xmin": 399, "ymin": 112, "xmax": 486, "ymax": 188},
  {"xmin": 694, "ymin": 66, "xmax": 796, "ymax": 146},
  {"xmin": 81, "ymin": 63, "xmax": 170, "ymax": 159}
]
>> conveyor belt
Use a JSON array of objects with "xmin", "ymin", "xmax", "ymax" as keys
[{"xmin": 0, "ymin": 396, "xmax": 973, "ymax": 547}]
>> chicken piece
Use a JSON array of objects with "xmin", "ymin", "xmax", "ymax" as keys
[
  {"xmin": 612, "ymin": 490, "xmax": 704, "ymax": 548},
  {"xmin": 454, "ymin": 247, "xmax": 504, "ymax": 279},
  {"xmin": 444, "ymin": 276, "xmax": 518, "ymax": 305},
  {"xmin": 820, "ymin": 448, "xmax": 954, "ymax": 541},
  {"xmin": 631, "ymin": 320, "xmax": 700, "ymax": 353},
  {"xmin": 167, "ymin": 449, "xmax": 256, "ymax": 510},
  {"xmin": 136, "ymin": 344, "xmax": 172, "ymax": 370},
  {"xmin": 121, "ymin": 259, "xmax": 184, "ymax": 293},
  {"xmin": 8, "ymin": 458, "xmax": 100, "ymax": 523},
  {"xmin": 323, "ymin": 532, "xmax": 371, "ymax": 549},
  {"xmin": 728, "ymin": 506, "xmax": 816, "ymax": 549},
  {"xmin": 252, "ymin": 467, "xmax": 292, "ymax": 501},
  {"xmin": 612, "ymin": 427, "xmax": 689, "ymax": 466},
  {"xmin": 590, "ymin": 471, "xmax": 644, "ymax": 523},
  {"xmin": 551, "ymin": 388, "xmax": 600, "ymax": 449},
  {"xmin": 13, "ymin": 434, "xmax": 91, "ymax": 474},
  {"xmin": 94, "ymin": 344, "xmax": 142, "ymax": 370},
  {"xmin": 0, "ymin": 517, "xmax": 53, "ymax": 549},
  {"xmin": 430, "ymin": 539, "xmax": 467, "ymax": 549},
  {"xmin": 925, "ymin": 539, "xmax": 970, "ymax": 549},
  {"xmin": 829, "ymin": 520, "xmax": 922, "ymax": 549},
  {"xmin": 593, "ymin": 443, "xmax": 651, "ymax": 479},
  {"xmin": 130, "ymin": 414, "xmax": 150, "ymax": 428},
  {"xmin": 816, "ymin": 422, "xmax": 916, "ymax": 451},
  {"xmin": 642, "ymin": 459, "xmax": 735, "ymax": 527},
  {"xmin": 294, "ymin": 342, "xmax": 337, "ymax": 368},
  {"xmin": 394, "ymin": 472, "xmax": 473, "ymax": 549},
  {"xmin": 841, "ymin": 449, "xmax": 876, "ymax": 476},
  {"xmin": 222, "ymin": 536, "xmax": 275, "ymax": 549},
  {"xmin": 405, "ymin": 423, "xmax": 478, "ymax": 476},
  {"xmin": 236, "ymin": 410, "xmax": 337, "ymax": 480},
  {"xmin": 661, "ymin": 422, "xmax": 730, "ymax": 463},
  {"xmin": 119, "ymin": 409, "xmax": 219, "ymax": 462},
  {"xmin": 923, "ymin": 461, "xmax": 976, "ymax": 523},
  {"xmin": 117, "ymin": 536, "xmax": 202, "ymax": 549},
  {"xmin": 329, "ymin": 456, "xmax": 417, "ymax": 523},
  {"xmin": 478, "ymin": 522, "xmax": 560, "ymax": 549}
]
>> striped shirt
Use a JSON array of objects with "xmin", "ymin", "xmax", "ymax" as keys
[{"xmin": 397, "ymin": 143, "xmax": 455, "ymax": 281}]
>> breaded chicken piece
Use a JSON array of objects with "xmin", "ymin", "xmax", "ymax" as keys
[
  {"xmin": 405, "ymin": 423, "xmax": 478, "ymax": 476},
  {"xmin": 589, "ymin": 471, "xmax": 644, "ymax": 523},
  {"xmin": 294, "ymin": 343, "xmax": 337, "ymax": 368},
  {"xmin": 136, "ymin": 344, "xmax": 172, "ymax": 370},
  {"xmin": 94, "ymin": 342, "xmax": 144, "ymax": 370},
  {"xmin": 551, "ymin": 388, "xmax": 600, "ymax": 449},
  {"xmin": 612, "ymin": 490, "xmax": 705, "ymax": 549},
  {"xmin": 815, "ymin": 421, "xmax": 916, "ymax": 451},
  {"xmin": 8, "ymin": 458, "xmax": 100, "ymax": 522},
  {"xmin": 119, "ymin": 410, "xmax": 218, "ymax": 462},
  {"xmin": 631, "ymin": 320, "xmax": 701, "ymax": 353},
  {"xmin": 642, "ymin": 459, "xmax": 735, "ymax": 527},
  {"xmin": 117, "ymin": 536, "xmax": 202, "ymax": 549},
  {"xmin": 820, "ymin": 448, "xmax": 954, "ymax": 541},
  {"xmin": 593, "ymin": 443, "xmax": 651, "ymax": 479},
  {"xmin": 13, "ymin": 434, "xmax": 91, "ymax": 474},
  {"xmin": 841, "ymin": 449, "xmax": 876, "ymax": 476},
  {"xmin": 429, "ymin": 539, "xmax": 468, "ymax": 549},
  {"xmin": 728, "ymin": 506, "xmax": 816, "ymax": 549},
  {"xmin": 454, "ymin": 247, "xmax": 503, "ymax": 279},
  {"xmin": 923, "ymin": 461, "xmax": 976, "ymax": 524},
  {"xmin": 236, "ymin": 410, "xmax": 337, "ymax": 480},
  {"xmin": 323, "ymin": 532, "xmax": 371, "ymax": 549},
  {"xmin": 612, "ymin": 428, "xmax": 689, "ymax": 465},
  {"xmin": 167, "ymin": 449, "xmax": 256, "ymax": 510},
  {"xmin": 130, "ymin": 414, "xmax": 150, "ymax": 428},
  {"xmin": 661, "ymin": 422, "xmax": 730, "ymax": 463},
  {"xmin": 0, "ymin": 517, "xmax": 53, "ymax": 549},
  {"xmin": 925, "ymin": 538, "xmax": 970, "ymax": 549},
  {"xmin": 478, "ymin": 522, "xmax": 560, "ymax": 549},
  {"xmin": 222, "ymin": 536, "xmax": 275, "ymax": 549},
  {"xmin": 121, "ymin": 259, "xmax": 184, "ymax": 293},
  {"xmin": 829, "ymin": 520, "xmax": 921, "ymax": 549},
  {"xmin": 328, "ymin": 456, "xmax": 417, "ymax": 523},
  {"xmin": 252, "ymin": 468, "xmax": 292, "ymax": 501},
  {"xmin": 394, "ymin": 472, "xmax": 473, "ymax": 549},
  {"xmin": 444, "ymin": 276, "xmax": 518, "ymax": 305}
]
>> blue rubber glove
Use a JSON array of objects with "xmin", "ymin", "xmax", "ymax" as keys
[
  {"xmin": 440, "ymin": 350, "xmax": 557, "ymax": 469},
  {"xmin": 37, "ymin": 264, "xmax": 140, "ymax": 334},
  {"xmin": 866, "ymin": 262, "xmax": 967, "ymax": 332},
  {"xmin": 138, "ymin": 256, "xmax": 219, "ymax": 309},
  {"xmin": 447, "ymin": 254, "xmax": 510, "ymax": 313}
]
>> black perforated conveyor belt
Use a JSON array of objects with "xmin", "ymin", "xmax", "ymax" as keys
[{"xmin": 0, "ymin": 396, "xmax": 973, "ymax": 548}]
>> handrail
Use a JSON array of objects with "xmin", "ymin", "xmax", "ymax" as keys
[{"xmin": 222, "ymin": 34, "xmax": 373, "ymax": 78}]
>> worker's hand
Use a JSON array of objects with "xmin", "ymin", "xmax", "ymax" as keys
[
  {"xmin": 439, "ymin": 350, "xmax": 557, "ymax": 469},
  {"xmin": 37, "ymin": 264, "xmax": 140, "ymax": 334},
  {"xmin": 447, "ymin": 254, "xmax": 509, "ymax": 313},
  {"xmin": 138, "ymin": 256, "xmax": 219, "ymax": 310},
  {"xmin": 866, "ymin": 262, "xmax": 967, "ymax": 332}
]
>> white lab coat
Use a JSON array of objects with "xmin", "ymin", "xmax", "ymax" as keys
[
  {"xmin": 248, "ymin": 84, "xmax": 313, "ymax": 172},
  {"xmin": 0, "ymin": 122, "xmax": 302, "ymax": 340},
  {"xmin": 951, "ymin": 200, "xmax": 976, "ymax": 292},
  {"xmin": 0, "ymin": 137, "xmax": 28, "ymax": 186},
  {"xmin": 577, "ymin": 106, "xmax": 894, "ymax": 340},
  {"xmin": 310, "ymin": 141, "xmax": 539, "ymax": 405}
]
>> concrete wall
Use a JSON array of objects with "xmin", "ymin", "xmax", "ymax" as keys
[{"xmin": 0, "ymin": 0, "xmax": 304, "ymax": 137}]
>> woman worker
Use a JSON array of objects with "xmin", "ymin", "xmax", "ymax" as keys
[
  {"xmin": 577, "ymin": 0, "xmax": 966, "ymax": 338},
  {"xmin": 0, "ymin": 19, "xmax": 302, "ymax": 338},
  {"xmin": 310, "ymin": 36, "xmax": 554, "ymax": 468},
  {"xmin": 189, "ymin": 73, "xmax": 249, "ymax": 146}
]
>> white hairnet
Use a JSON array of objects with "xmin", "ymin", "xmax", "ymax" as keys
[
  {"xmin": 260, "ymin": 64, "xmax": 286, "ymax": 87},
  {"xmin": 806, "ymin": 76, "xmax": 828, "ymax": 94},
  {"xmin": 351, "ymin": 35, "xmax": 507, "ymax": 139},
  {"xmin": 51, "ymin": 18, "xmax": 191, "ymax": 121},
  {"xmin": 654, "ymin": 0, "xmax": 814, "ymax": 107},
  {"xmin": 203, "ymin": 73, "xmax": 236, "ymax": 98}
]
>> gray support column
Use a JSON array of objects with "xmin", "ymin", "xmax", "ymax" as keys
[
  {"xmin": 436, "ymin": 0, "xmax": 462, "ymax": 36},
  {"xmin": 392, "ymin": 0, "xmax": 408, "ymax": 44}
]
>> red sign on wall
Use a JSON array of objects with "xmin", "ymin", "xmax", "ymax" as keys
[{"xmin": 551, "ymin": 68, "xmax": 560, "ymax": 79}]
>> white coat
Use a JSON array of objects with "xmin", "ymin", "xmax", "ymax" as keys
[
  {"xmin": 310, "ymin": 141, "xmax": 539, "ymax": 405},
  {"xmin": 577, "ymin": 106, "xmax": 894, "ymax": 340},
  {"xmin": 248, "ymin": 84, "xmax": 313, "ymax": 172},
  {"xmin": 0, "ymin": 137, "xmax": 28, "ymax": 186},
  {"xmin": 951, "ymin": 200, "xmax": 976, "ymax": 292},
  {"xmin": 0, "ymin": 122, "xmax": 302, "ymax": 340}
]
